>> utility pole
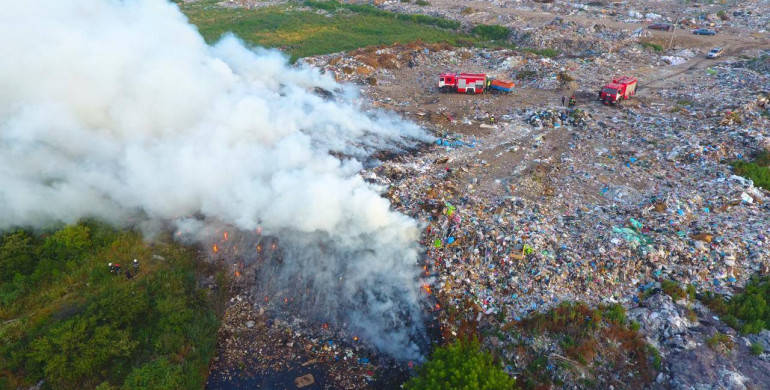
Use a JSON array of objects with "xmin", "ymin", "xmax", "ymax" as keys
[{"xmin": 668, "ymin": 17, "xmax": 678, "ymax": 51}]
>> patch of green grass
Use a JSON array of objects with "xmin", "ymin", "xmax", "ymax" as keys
[
  {"xmin": 471, "ymin": 24, "xmax": 511, "ymax": 41},
  {"xmin": 0, "ymin": 222, "xmax": 224, "ymax": 389},
  {"xmin": 181, "ymin": 2, "xmax": 478, "ymax": 62},
  {"xmin": 750, "ymin": 342, "xmax": 764, "ymax": 356},
  {"xmin": 519, "ymin": 47, "xmax": 560, "ymax": 58},
  {"xmin": 415, "ymin": 0, "xmax": 430, "ymax": 5},
  {"xmin": 676, "ymin": 99, "xmax": 693, "ymax": 106},
  {"xmin": 755, "ymin": 150, "xmax": 770, "ymax": 167},
  {"xmin": 641, "ymin": 42, "xmax": 664, "ymax": 52},
  {"xmin": 706, "ymin": 332, "xmax": 733, "ymax": 352},
  {"xmin": 731, "ymin": 160, "xmax": 770, "ymax": 191},
  {"xmin": 181, "ymin": 1, "xmax": 556, "ymax": 62},
  {"xmin": 303, "ymin": 0, "xmax": 459, "ymax": 29},
  {"xmin": 687, "ymin": 284, "xmax": 697, "ymax": 301},
  {"xmin": 646, "ymin": 345, "xmax": 662, "ymax": 370},
  {"xmin": 701, "ymin": 276, "xmax": 770, "ymax": 335},
  {"xmin": 661, "ymin": 279, "xmax": 687, "ymax": 301}
]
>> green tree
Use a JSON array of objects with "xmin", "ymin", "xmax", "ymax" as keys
[
  {"xmin": 41, "ymin": 224, "xmax": 92, "ymax": 262},
  {"xmin": 122, "ymin": 358, "xmax": 182, "ymax": 390},
  {"xmin": 404, "ymin": 339, "xmax": 516, "ymax": 390},
  {"xmin": 0, "ymin": 231, "xmax": 35, "ymax": 281},
  {"xmin": 29, "ymin": 317, "xmax": 137, "ymax": 388}
]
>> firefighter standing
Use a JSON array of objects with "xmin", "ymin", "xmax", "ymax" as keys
[
  {"xmin": 569, "ymin": 95, "xmax": 576, "ymax": 108},
  {"xmin": 132, "ymin": 259, "xmax": 139, "ymax": 273}
]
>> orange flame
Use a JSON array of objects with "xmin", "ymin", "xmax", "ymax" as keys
[
  {"xmin": 423, "ymin": 284, "xmax": 432, "ymax": 294},
  {"xmin": 223, "ymin": 231, "xmax": 229, "ymax": 241},
  {"xmin": 234, "ymin": 270, "xmax": 241, "ymax": 277},
  {"xmin": 212, "ymin": 244, "xmax": 219, "ymax": 253}
]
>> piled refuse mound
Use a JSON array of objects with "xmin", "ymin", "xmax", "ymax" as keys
[{"xmin": 208, "ymin": 0, "xmax": 770, "ymax": 388}]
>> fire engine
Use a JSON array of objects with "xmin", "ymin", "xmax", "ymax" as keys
[
  {"xmin": 599, "ymin": 76, "xmax": 637, "ymax": 105},
  {"xmin": 438, "ymin": 72, "xmax": 488, "ymax": 94}
]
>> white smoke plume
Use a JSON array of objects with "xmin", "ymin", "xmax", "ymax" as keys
[{"xmin": 0, "ymin": 0, "xmax": 433, "ymax": 359}]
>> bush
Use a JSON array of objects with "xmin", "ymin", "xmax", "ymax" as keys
[
  {"xmin": 471, "ymin": 24, "xmax": 511, "ymax": 40},
  {"xmin": 686, "ymin": 284, "xmax": 697, "ymax": 301},
  {"xmin": 0, "ymin": 224, "xmax": 222, "ymax": 389},
  {"xmin": 706, "ymin": 332, "xmax": 733, "ymax": 352},
  {"xmin": 754, "ymin": 149, "xmax": 770, "ymax": 167},
  {"xmin": 646, "ymin": 345, "xmax": 662, "ymax": 370},
  {"xmin": 750, "ymin": 342, "xmax": 764, "ymax": 356},
  {"xmin": 0, "ymin": 231, "xmax": 35, "ymax": 282},
  {"xmin": 731, "ymin": 160, "xmax": 770, "ymax": 190},
  {"xmin": 122, "ymin": 358, "xmax": 183, "ymax": 390},
  {"xmin": 415, "ymin": 0, "xmax": 430, "ymax": 5},
  {"xmin": 516, "ymin": 70, "xmax": 538, "ymax": 80},
  {"xmin": 661, "ymin": 279, "xmax": 686, "ymax": 301},
  {"xmin": 403, "ymin": 338, "xmax": 515, "ymax": 390},
  {"xmin": 604, "ymin": 303, "xmax": 626, "ymax": 324},
  {"xmin": 641, "ymin": 42, "xmax": 664, "ymax": 52},
  {"xmin": 557, "ymin": 71, "xmax": 574, "ymax": 83}
]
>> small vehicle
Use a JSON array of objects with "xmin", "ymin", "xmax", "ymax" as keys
[
  {"xmin": 693, "ymin": 28, "xmax": 717, "ymax": 35},
  {"xmin": 706, "ymin": 47, "xmax": 723, "ymax": 59},
  {"xmin": 648, "ymin": 23, "xmax": 672, "ymax": 31}
]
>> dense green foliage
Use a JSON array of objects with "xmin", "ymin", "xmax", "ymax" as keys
[
  {"xmin": 471, "ymin": 24, "xmax": 511, "ymax": 41},
  {"xmin": 701, "ymin": 276, "xmax": 770, "ymax": 335},
  {"xmin": 0, "ymin": 223, "xmax": 224, "ymax": 389},
  {"xmin": 731, "ymin": 152, "xmax": 770, "ymax": 190},
  {"xmin": 404, "ymin": 338, "xmax": 516, "ymax": 390}
]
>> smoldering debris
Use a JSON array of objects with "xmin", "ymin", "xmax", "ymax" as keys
[{"xmin": 0, "ymin": 0, "xmax": 433, "ymax": 360}]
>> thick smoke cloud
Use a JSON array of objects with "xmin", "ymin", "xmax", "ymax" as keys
[{"xmin": 0, "ymin": 0, "xmax": 432, "ymax": 359}]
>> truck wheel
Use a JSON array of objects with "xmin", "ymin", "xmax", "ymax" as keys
[{"xmin": 467, "ymin": 88, "xmax": 475, "ymax": 95}]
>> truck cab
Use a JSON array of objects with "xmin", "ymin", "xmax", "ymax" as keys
[{"xmin": 439, "ymin": 72, "xmax": 457, "ymax": 92}]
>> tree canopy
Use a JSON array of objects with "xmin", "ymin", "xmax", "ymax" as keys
[{"xmin": 404, "ymin": 339, "xmax": 516, "ymax": 390}]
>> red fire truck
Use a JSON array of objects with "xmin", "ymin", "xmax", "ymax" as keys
[
  {"xmin": 599, "ymin": 76, "xmax": 637, "ymax": 105},
  {"xmin": 439, "ymin": 72, "xmax": 488, "ymax": 94}
]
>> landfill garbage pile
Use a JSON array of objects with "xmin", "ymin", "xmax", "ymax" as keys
[
  {"xmin": 628, "ymin": 293, "xmax": 770, "ymax": 389},
  {"xmin": 526, "ymin": 108, "xmax": 592, "ymax": 128},
  {"xmin": 205, "ymin": 0, "xmax": 770, "ymax": 388}
]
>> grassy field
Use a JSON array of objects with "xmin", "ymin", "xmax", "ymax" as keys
[
  {"xmin": 0, "ymin": 222, "xmax": 226, "ymax": 389},
  {"xmin": 180, "ymin": 1, "xmax": 509, "ymax": 61}
]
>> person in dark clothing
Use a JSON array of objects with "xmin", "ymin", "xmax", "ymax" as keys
[{"xmin": 561, "ymin": 96, "xmax": 566, "ymax": 106}]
